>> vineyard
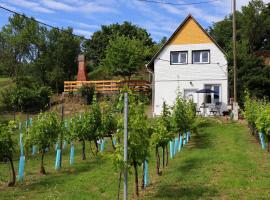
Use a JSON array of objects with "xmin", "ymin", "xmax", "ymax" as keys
[
  {"xmin": 244, "ymin": 92, "xmax": 270, "ymax": 150},
  {"xmin": 0, "ymin": 89, "xmax": 198, "ymax": 199}
]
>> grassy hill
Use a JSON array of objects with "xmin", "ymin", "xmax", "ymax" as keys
[{"xmin": 1, "ymin": 119, "xmax": 270, "ymax": 199}]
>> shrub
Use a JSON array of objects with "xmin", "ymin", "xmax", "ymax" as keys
[
  {"xmin": 0, "ymin": 85, "xmax": 52, "ymax": 112},
  {"xmin": 78, "ymin": 84, "xmax": 95, "ymax": 105}
]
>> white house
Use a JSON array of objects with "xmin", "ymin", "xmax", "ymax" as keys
[{"xmin": 147, "ymin": 15, "xmax": 228, "ymax": 116}]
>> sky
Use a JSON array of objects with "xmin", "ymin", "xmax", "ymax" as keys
[{"xmin": 0, "ymin": 0, "xmax": 269, "ymax": 42}]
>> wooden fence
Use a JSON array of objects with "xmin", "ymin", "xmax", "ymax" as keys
[{"xmin": 64, "ymin": 80, "xmax": 150, "ymax": 94}]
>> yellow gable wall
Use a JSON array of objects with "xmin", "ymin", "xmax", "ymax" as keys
[{"xmin": 168, "ymin": 18, "xmax": 213, "ymax": 45}]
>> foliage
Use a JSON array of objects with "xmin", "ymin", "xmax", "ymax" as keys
[
  {"xmin": 0, "ymin": 120, "xmax": 17, "ymax": 186},
  {"xmin": 83, "ymin": 21, "xmax": 154, "ymax": 69},
  {"xmin": 26, "ymin": 112, "xmax": 62, "ymax": 174},
  {"xmin": 100, "ymin": 102, "xmax": 118, "ymax": 138},
  {"xmin": 113, "ymin": 91, "xmax": 151, "ymax": 196},
  {"xmin": 255, "ymin": 104, "xmax": 270, "ymax": 135},
  {"xmin": 151, "ymin": 102, "xmax": 174, "ymax": 148},
  {"xmin": 209, "ymin": 0, "xmax": 270, "ymax": 103},
  {"xmin": 0, "ymin": 121, "xmax": 17, "ymax": 161},
  {"xmin": 26, "ymin": 112, "xmax": 61, "ymax": 150},
  {"xmin": 171, "ymin": 94, "xmax": 189, "ymax": 134},
  {"xmin": 0, "ymin": 82, "xmax": 52, "ymax": 112},
  {"xmin": 0, "ymin": 14, "xmax": 81, "ymax": 92},
  {"xmin": 78, "ymin": 84, "xmax": 95, "ymax": 105},
  {"xmin": 101, "ymin": 35, "xmax": 146, "ymax": 80},
  {"xmin": 244, "ymin": 91, "xmax": 261, "ymax": 129}
]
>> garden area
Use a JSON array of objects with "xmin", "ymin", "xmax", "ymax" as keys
[
  {"xmin": 2, "ymin": 114, "xmax": 270, "ymax": 199},
  {"xmin": 1, "ymin": 90, "xmax": 270, "ymax": 199}
]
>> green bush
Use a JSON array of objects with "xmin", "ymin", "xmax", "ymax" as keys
[
  {"xmin": 0, "ymin": 85, "xmax": 52, "ymax": 112},
  {"xmin": 78, "ymin": 84, "xmax": 95, "ymax": 105}
]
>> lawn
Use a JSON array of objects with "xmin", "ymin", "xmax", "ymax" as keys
[
  {"xmin": 1, "ymin": 119, "xmax": 270, "ymax": 199},
  {"xmin": 144, "ymin": 120, "xmax": 270, "ymax": 200},
  {"xmin": 0, "ymin": 77, "xmax": 12, "ymax": 91}
]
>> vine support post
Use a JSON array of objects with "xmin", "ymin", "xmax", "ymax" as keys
[
  {"xmin": 59, "ymin": 104, "xmax": 64, "ymax": 168},
  {"xmin": 124, "ymin": 92, "xmax": 128, "ymax": 200}
]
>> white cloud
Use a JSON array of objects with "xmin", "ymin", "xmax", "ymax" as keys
[
  {"xmin": 80, "ymin": 2, "xmax": 118, "ymax": 14},
  {"xmin": 41, "ymin": 0, "xmax": 74, "ymax": 12},
  {"xmin": 73, "ymin": 29, "xmax": 93, "ymax": 38},
  {"xmin": 8, "ymin": 0, "xmax": 54, "ymax": 13},
  {"xmin": 0, "ymin": 2, "xmax": 20, "ymax": 12}
]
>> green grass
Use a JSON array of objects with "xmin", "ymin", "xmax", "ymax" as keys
[
  {"xmin": 1, "ymin": 119, "xmax": 270, "ymax": 199},
  {"xmin": 0, "ymin": 77, "xmax": 12, "ymax": 90},
  {"xmin": 144, "ymin": 120, "xmax": 270, "ymax": 200}
]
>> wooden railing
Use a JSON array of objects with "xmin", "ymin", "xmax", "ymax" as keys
[{"xmin": 64, "ymin": 80, "xmax": 150, "ymax": 93}]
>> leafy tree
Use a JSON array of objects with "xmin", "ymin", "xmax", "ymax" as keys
[
  {"xmin": 83, "ymin": 21, "xmax": 154, "ymax": 69},
  {"xmin": 101, "ymin": 35, "xmax": 146, "ymax": 81},
  {"xmin": 0, "ymin": 121, "xmax": 17, "ymax": 186},
  {"xmin": 26, "ymin": 112, "xmax": 62, "ymax": 174},
  {"xmin": 209, "ymin": 0, "xmax": 270, "ymax": 104},
  {"xmin": 0, "ymin": 14, "xmax": 81, "ymax": 93},
  {"xmin": 0, "ymin": 79, "xmax": 52, "ymax": 112}
]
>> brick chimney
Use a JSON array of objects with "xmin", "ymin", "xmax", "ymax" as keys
[{"xmin": 77, "ymin": 54, "xmax": 87, "ymax": 81}]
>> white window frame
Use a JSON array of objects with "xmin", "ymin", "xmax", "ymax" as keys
[
  {"xmin": 192, "ymin": 50, "xmax": 210, "ymax": 64},
  {"xmin": 170, "ymin": 51, "xmax": 188, "ymax": 65}
]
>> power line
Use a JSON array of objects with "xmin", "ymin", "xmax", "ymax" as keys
[
  {"xmin": 0, "ymin": 5, "xmax": 87, "ymax": 40},
  {"xmin": 136, "ymin": 0, "xmax": 218, "ymax": 6}
]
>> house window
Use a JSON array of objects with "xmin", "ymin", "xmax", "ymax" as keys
[
  {"xmin": 170, "ymin": 51, "xmax": 188, "ymax": 64},
  {"xmin": 204, "ymin": 84, "xmax": 221, "ymax": 104},
  {"xmin": 192, "ymin": 50, "xmax": 210, "ymax": 64}
]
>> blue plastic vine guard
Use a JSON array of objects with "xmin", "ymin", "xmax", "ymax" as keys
[
  {"xmin": 55, "ymin": 149, "xmax": 61, "ymax": 170},
  {"xmin": 18, "ymin": 156, "xmax": 25, "ymax": 182},
  {"xmin": 70, "ymin": 143, "xmax": 75, "ymax": 165}
]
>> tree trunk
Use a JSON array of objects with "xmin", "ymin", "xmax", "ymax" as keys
[
  {"xmin": 82, "ymin": 140, "xmax": 86, "ymax": 160},
  {"xmin": 94, "ymin": 140, "xmax": 99, "ymax": 153},
  {"xmin": 7, "ymin": 156, "xmax": 16, "ymax": 187},
  {"xmin": 162, "ymin": 146, "xmax": 165, "ymax": 168},
  {"xmin": 165, "ymin": 145, "xmax": 169, "ymax": 166},
  {"xmin": 40, "ymin": 149, "xmax": 46, "ymax": 174},
  {"xmin": 117, "ymin": 171, "xmax": 122, "ymax": 200},
  {"xmin": 111, "ymin": 136, "xmax": 116, "ymax": 150},
  {"xmin": 134, "ymin": 162, "xmax": 139, "ymax": 197},
  {"xmin": 267, "ymin": 135, "xmax": 270, "ymax": 152},
  {"xmin": 156, "ymin": 146, "xmax": 160, "ymax": 175}
]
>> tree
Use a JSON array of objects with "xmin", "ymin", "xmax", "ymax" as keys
[
  {"xmin": 0, "ymin": 121, "xmax": 17, "ymax": 186},
  {"xmin": 209, "ymin": 0, "xmax": 270, "ymax": 103},
  {"xmin": 83, "ymin": 21, "xmax": 154, "ymax": 69},
  {"xmin": 101, "ymin": 36, "xmax": 146, "ymax": 81},
  {"xmin": 26, "ymin": 112, "xmax": 62, "ymax": 174},
  {"xmin": 0, "ymin": 14, "xmax": 81, "ymax": 93}
]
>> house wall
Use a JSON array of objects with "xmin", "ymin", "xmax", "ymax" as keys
[{"xmin": 153, "ymin": 43, "xmax": 228, "ymax": 115}]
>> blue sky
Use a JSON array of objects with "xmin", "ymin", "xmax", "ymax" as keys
[{"xmin": 0, "ymin": 0, "xmax": 269, "ymax": 42}]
